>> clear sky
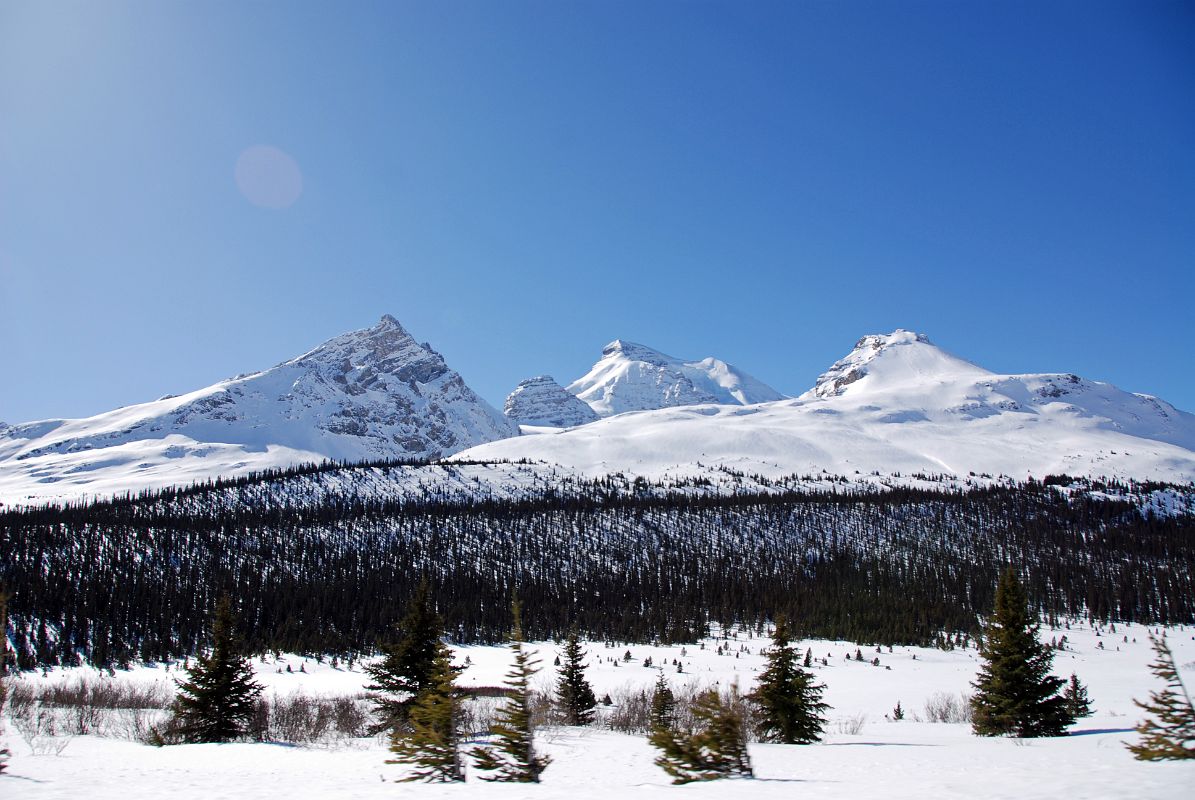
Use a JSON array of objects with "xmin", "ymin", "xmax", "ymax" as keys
[{"xmin": 2, "ymin": 0, "xmax": 1193, "ymax": 424}]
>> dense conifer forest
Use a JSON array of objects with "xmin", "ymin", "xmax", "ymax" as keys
[{"xmin": 1, "ymin": 463, "xmax": 1192, "ymax": 669}]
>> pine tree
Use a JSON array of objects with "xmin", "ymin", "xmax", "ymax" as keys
[
  {"xmin": 387, "ymin": 641, "xmax": 465, "ymax": 782},
  {"xmin": 649, "ymin": 688, "xmax": 753, "ymax": 783},
  {"xmin": 1126, "ymin": 634, "xmax": 1195, "ymax": 760},
  {"xmin": 0, "ymin": 587, "xmax": 11, "ymax": 774},
  {"xmin": 748, "ymin": 616, "xmax": 828, "ymax": 743},
  {"xmin": 555, "ymin": 630, "xmax": 597, "ymax": 726},
  {"xmin": 172, "ymin": 597, "xmax": 263, "ymax": 743},
  {"xmin": 970, "ymin": 568, "xmax": 1072, "ymax": 737},
  {"xmin": 471, "ymin": 600, "xmax": 551, "ymax": 782},
  {"xmin": 649, "ymin": 670, "xmax": 676, "ymax": 732},
  {"xmin": 1063, "ymin": 673, "xmax": 1093, "ymax": 722},
  {"xmin": 366, "ymin": 579, "xmax": 443, "ymax": 736}
]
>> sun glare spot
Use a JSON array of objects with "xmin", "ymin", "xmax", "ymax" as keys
[{"xmin": 234, "ymin": 145, "xmax": 303, "ymax": 209}]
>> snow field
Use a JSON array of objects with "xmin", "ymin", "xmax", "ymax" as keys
[{"xmin": 3, "ymin": 620, "xmax": 1194, "ymax": 798}]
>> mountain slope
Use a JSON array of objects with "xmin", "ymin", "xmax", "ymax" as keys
[
  {"xmin": 457, "ymin": 331, "xmax": 1195, "ymax": 483},
  {"xmin": 565, "ymin": 339, "xmax": 785, "ymax": 416},
  {"xmin": 0, "ymin": 315, "xmax": 515, "ymax": 505}
]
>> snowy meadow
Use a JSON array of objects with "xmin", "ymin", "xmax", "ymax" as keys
[{"xmin": 3, "ymin": 620, "xmax": 1193, "ymax": 799}]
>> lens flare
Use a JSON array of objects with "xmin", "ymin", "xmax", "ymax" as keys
[{"xmin": 234, "ymin": 145, "xmax": 303, "ymax": 209}]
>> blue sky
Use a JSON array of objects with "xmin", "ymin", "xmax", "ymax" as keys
[{"xmin": 2, "ymin": 0, "xmax": 1193, "ymax": 423}]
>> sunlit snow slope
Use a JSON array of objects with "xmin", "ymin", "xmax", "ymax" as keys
[
  {"xmin": 0, "ymin": 316, "xmax": 514, "ymax": 505},
  {"xmin": 458, "ymin": 330, "xmax": 1195, "ymax": 483}
]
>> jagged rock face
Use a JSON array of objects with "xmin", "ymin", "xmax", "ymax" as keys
[
  {"xmin": 504, "ymin": 376, "xmax": 600, "ymax": 428},
  {"xmin": 0, "ymin": 316, "xmax": 518, "ymax": 504},
  {"xmin": 566, "ymin": 339, "xmax": 784, "ymax": 417}
]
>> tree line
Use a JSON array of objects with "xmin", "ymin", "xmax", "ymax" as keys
[{"xmin": 1, "ymin": 477, "xmax": 1193, "ymax": 668}]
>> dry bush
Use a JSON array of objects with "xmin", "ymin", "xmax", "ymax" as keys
[
  {"xmin": 259, "ymin": 692, "xmax": 370, "ymax": 745},
  {"xmin": 5, "ymin": 675, "xmax": 172, "ymax": 745},
  {"xmin": 596, "ymin": 683, "xmax": 758, "ymax": 739},
  {"xmin": 604, "ymin": 687, "xmax": 652, "ymax": 734},
  {"xmin": 833, "ymin": 712, "xmax": 867, "ymax": 735},
  {"xmin": 923, "ymin": 691, "xmax": 973, "ymax": 724}
]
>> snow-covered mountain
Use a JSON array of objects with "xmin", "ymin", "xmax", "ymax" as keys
[
  {"xmin": 504, "ymin": 376, "xmax": 600, "ymax": 428},
  {"xmin": 564, "ymin": 339, "xmax": 785, "ymax": 417},
  {"xmin": 457, "ymin": 330, "xmax": 1195, "ymax": 483},
  {"xmin": 0, "ymin": 315, "xmax": 515, "ymax": 505}
]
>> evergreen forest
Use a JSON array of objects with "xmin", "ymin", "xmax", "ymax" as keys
[{"xmin": 1, "ymin": 463, "xmax": 1192, "ymax": 669}]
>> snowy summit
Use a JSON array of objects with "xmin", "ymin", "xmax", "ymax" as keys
[
  {"xmin": 459, "ymin": 329, "xmax": 1195, "ymax": 484},
  {"xmin": 0, "ymin": 315, "xmax": 514, "ymax": 504},
  {"xmin": 564, "ymin": 339, "xmax": 785, "ymax": 417}
]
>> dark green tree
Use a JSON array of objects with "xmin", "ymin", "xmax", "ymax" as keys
[
  {"xmin": 748, "ymin": 616, "xmax": 828, "ymax": 743},
  {"xmin": 1063, "ymin": 673, "xmax": 1093, "ymax": 722},
  {"xmin": 172, "ymin": 597, "xmax": 263, "ymax": 743},
  {"xmin": 1, "ymin": 587, "xmax": 10, "ymax": 774},
  {"xmin": 1127, "ymin": 634, "xmax": 1195, "ymax": 760},
  {"xmin": 555, "ymin": 631, "xmax": 597, "ymax": 725},
  {"xmin": 387, "ymin": 640, "xmax": 465, "ymax": 782},
  {"xmin": 471, "ymin": 600, "xmax": 551, "ymax": 782},
  {"xmin": 970, "ymin": 568, "xmax": 1072, "ymax": 737},
  {"xmin": 366, "ymin": 580, "xmax": 443, "ymax": 736},
  {"xmin": 649, "ymin": 670, "xmax": 676, "ymax": 732},
  {"xmin": 649, "ymin": 688, "xmax": 753, "ymax": 783}
]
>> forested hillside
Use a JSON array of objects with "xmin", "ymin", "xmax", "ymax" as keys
[{"xmin": 3, "ymin": 462, "xmax": 1191, "ymax": 670}]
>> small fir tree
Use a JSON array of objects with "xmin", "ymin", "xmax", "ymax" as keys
[
  {"xmin": 649, "ymin": 688, "xmax": 753, "ymax": 783},
  {"xmin": 387, "ymin": 641, "xmax": 465, "ymax": 782},
  {"xmin": 556, "ymin": 631, "xmax": 598, "ymax": 725},
  {"xmin": 1127, "ymin": 635, "xmax": 1195, "ymax": 760},
  {"xmin": 471, "ymin": 600, "xmax": 551, "ymax": 782},
  {"xmin": 1063, "ymin": 673, "xmax": 1093, "ymax": 722},
  {"xmin": 892, "ymin": 701, "xmax": 904, "ymax": 721},
  {"xmin": 172, "ymin": 597, "xmax": 263, "ymax": 743},
  {"xmin": 970, "ymin": 568, "xmax": 1073, "ymax": 737},
  {"xmin": 649, "ymin": 670, "xmax": 676, "ymax": 732},
  {"xmin": 366, "ymin": 579, "xmax": 443, "ymax": 736},
  {"xmin": 748, "ymin": 616, "xmax": 828, "ymax": 743}
]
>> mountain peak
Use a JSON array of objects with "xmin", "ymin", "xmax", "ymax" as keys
[
  {"xmin": 568, "ymin": 340, "xmax": 784, "ymax": 416},
  {"xmin": 0, "ymin": 316, "xmax": 517, "ymax": 502},
  {"xmin": 504, "ymin": 376, "xmax": 600, "ymax": 428},
  {"xmin": 600, "ymin": 340, "xmax": 673, "ymax": 366},
  {"xmin": 808, "ymin": 329, "xmax": 990, "ymax": 399},
  {"xmin": 376, "ymin": 313, "xmax": 405, "ymax": 332}
]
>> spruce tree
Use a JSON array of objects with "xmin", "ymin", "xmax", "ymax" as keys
[
  {"xmin": 0, "ymin": 587, "xmax": 10, "ymax": 774},
  {"xmin": 748, "ymin": 616, "xmax": 828, "ymax": 743},
  {"xmin": 366, "ymin": 580, "xmax": 443, "ymax": 736},
  {"xmin": 387, "ymin": 640, "xmax": 465, "ymax": 782},
  {"xmin": 1127, "ymin": 634, "xmax": 1195, "ymax": 760},
  {"xmin": 649, "ymin": 688, "xmax": 753, "ymax": 783},
  {"xmin": 649, "ymin": 670, "xmax": 676, "ymax": 732},
  {"xmin": 555, "ymin": 630, "xmax": 597, "ymax": 726},
  {"xmin": 172, "ymin": 597, "xmax": 263, "ymax": 743},
  {"xmin": 1063, "ymin": 673, "xmax": 1093, "ymax": 722},
  {"xmin": 970, "ymin": 568, "xmax": 1072, "ymax": 737},
  {"xmin": 471, "ymin": 600, "xmax": 551, "ymax": 782}
]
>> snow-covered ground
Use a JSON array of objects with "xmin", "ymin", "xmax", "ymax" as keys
[{"xmin": 4, "ymin": 620, "xmax": 1193, "ymax": 798}]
